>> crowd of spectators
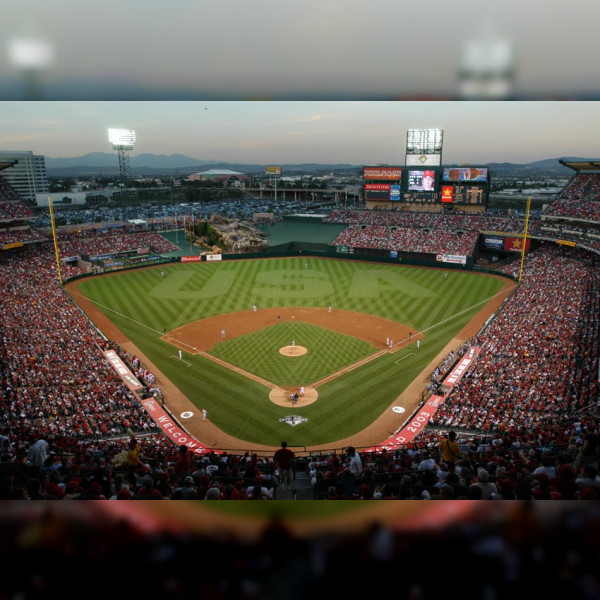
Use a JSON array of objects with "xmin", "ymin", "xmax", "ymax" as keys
[
  {"xmin": 0, "ymin": 247, "xmax": 159, "ymax": 444},
  {"xmin": 544, "ymin": 173, "xmax": 600, "ymax": 221},
  {"xmin": 57, "ymin": 231, "xmax": 179, "ymax": 258},
  {"xmin": 326, "ymin": 208, "xmax": 550, "ymax": 256},
  {"xmin": 306, "ymin": 423, "xmax": 599, "ymax": 500},
  {"xmin": 326, "ymin": 208, "xmax": 535, "ymax": 234},
  {"xmin": 0, "ymin": 200, "xmax": 34, "ymax": 221},
  {"xmin": 0, "ymin": 228, "xmax": 46, "ymax": 246},
  {"xmin": 332, "ymin": 223, "xmax": 479, "ymax": 255},
  {"xmin": 429, "ymin": 244, "xmax": 599, "ymax": 434},
  {"xmin": 0, "ymin": 184, "xmax": 599, "ymax": 502},
  {"xmin": 0, "ymin": 176, "xmax": 20, "ymax": 202}
]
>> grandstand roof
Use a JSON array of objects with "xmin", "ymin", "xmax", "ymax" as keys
[
  {"xmin": 559, "ymin": 159, "xmax": 600, "ymax": 172},
  {"xmin": 0, "ymin": 159, "xmax": 17, "ymax": 172},
  {"xmin": 194, "ymin": 169, "xmax": 245, "ymax": 176}
]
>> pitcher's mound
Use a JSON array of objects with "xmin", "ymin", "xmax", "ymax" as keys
[
  {"xmin": 269, "ymin": 386, "xmax": 318, "ymax": 407},
  {"xmin": 279, "ymin": 345, "xmax": 307, "ymax": 356}
]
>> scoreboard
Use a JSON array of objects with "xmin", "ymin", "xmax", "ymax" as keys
[
  {"xmin": 362, "ymin": 164, "xmax": 489, "ymax": 206},
  {"xmin": 441, "ymin": 185, "xmax": 485, "ymax": 204},
  {"xmin": 440, "ymin": 166, "xmax": 488, "ymax": 206}
]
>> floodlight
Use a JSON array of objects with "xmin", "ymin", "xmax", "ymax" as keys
[
  {"xmin": 108, "ymin": 128, "xmax": 136, "ymax": 148},
  {"xmin": 108, "ymin": 128, "xmax": 136, "ymax": 184}
]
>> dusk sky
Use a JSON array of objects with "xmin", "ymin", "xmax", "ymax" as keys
[{"xmin": 0, "ymin": 101, "xmax": 598, "ymax": 165}]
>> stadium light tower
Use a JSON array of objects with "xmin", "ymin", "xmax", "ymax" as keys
[{"xmin": 108, "ymin": 128, "xmax": 136, "ymax": 186}]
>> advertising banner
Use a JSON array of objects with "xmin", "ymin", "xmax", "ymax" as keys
[
  {"xmin": 141, "ymin": 399, "xmax": 215, "ymax": 454},
  {"xmin": 363, "ymin": 167, "xmax": 402, "ymax": 180},
  {"xmin": 104, "ymin": 350, "xmax": 145, "ymax": 392},
  {"xmin": 441, "ymin": 346, "xmax": 481, "ymax": 389},
  {"xmin": 362, "ymin": 394, "xmax": 446, "ymax": 452},
  {"xmin": 435, "ymin": 254, "xmax": 467, "ymax": 265},
  {"xmin": 2, "ymin": 241, "xmax": 24, "ymax": 250},
  {"xmin": 365, "ymin": 184, "xmax": 391, "ymax": 191},
  {"xmin": 483, "ymin": 236, "xmax": 505, "ymax": 250},
  {"xmin": 205, "ymin": 254, "xmax": 222, "ymax": 262},
  {"xmin": 265, "ymin": 166, "xmax": 282, "ymax": 175},
  {"xmin": 181, "ymin": 256, "xmax": 203, "ymax": 262},
  {"xmin": 362, "ymin": 345, "xmax": 482, "ymax": 453},
  {"xmin": 503, "ymin": 237, "xmax": 531, "ymax": 253},
  {"xmin": 441, "ymin": 186, "xmax": 454, "ymax": 203}
]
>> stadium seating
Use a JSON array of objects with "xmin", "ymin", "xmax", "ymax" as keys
[{"xmin": 1, "ymin": 185, "xmax": 599, "ymax": 500}]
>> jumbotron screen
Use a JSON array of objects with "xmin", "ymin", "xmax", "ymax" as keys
[
  {"xmin": 442, "ymin": 167, "xmax": 488, "ymax": 182},
  {"xmin": 407, "ymin": 169, "xmax": 437, "ymax": 192}
]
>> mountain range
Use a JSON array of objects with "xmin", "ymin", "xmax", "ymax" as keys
[{"xmin": 44, "ymin": 153, "xmax": 584, "ymax": 177}]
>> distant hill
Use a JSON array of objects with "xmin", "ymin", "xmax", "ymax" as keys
[
  {"xmin": 45, "ymin": 153, "xmax": 360, "ymax": 177},
  {"xmin": 44, "ymin": 152, "xmax": 586, "ymax": 178},
  {"xmin": 486, "ymin": 157, "xmax": 585, "ymax": 177}
]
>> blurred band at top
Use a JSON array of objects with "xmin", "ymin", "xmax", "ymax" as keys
[{"xmin": 0, "ymin": 0, "xmax": 597, "ymax": 100}]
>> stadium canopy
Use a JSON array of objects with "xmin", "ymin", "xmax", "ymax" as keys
[
  {"xmin": 559, "ymin": 159, "xmax": 600, "ymax": 173},
  {"xmin": 0, "ymin": 160, "xmax": 17, "ymax": 172},
  {"xmin": 127, "ymin": 219, "xmax": 147, "ymax": 225}
]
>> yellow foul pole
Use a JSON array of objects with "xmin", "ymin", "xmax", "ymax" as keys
[
  {"xmin": 518, "ymin": 196, "xmax": 531, "ymax": 283},
  {"xmin": 48, "ymin": 197, "xmax": 63, "ymax": 284}
]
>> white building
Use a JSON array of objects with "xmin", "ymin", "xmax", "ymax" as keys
[
  {"xmin": 0, "ymin": 151, "xmax": 49, "ymax": 203},
  {"xmin": 35, "ymin": 188, "xmax": 128, "ymax": 207}
]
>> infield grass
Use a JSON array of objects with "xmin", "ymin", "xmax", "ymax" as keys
[
  {"xmin": 74, "ymin": 257, "xmax": 506, "ymax": 447},
  {"xmin": 210, "ymin": 322, "xmax": 374, "ymax": 386}
]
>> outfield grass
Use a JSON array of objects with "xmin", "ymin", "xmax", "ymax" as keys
[{"xmin": 76, "ymin": 257, "xmax": 505, "ymax": 447}]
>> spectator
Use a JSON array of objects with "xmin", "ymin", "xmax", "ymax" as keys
[
  {"xmin": 27, "ymin": 437, "xmax": 50, "ymax": 467},
  {"xmin": 440, "ymin": 431, "xmax": 462, "ymax": 467},
  {"xmin": 273, "ymin": 441, "xmax": 296, "ymax": 489}
]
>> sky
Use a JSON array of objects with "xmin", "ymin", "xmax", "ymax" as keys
[
  {"xmin": 0, "ymin": 101, "xmax": 599, "ymax": 165},
  {"xmin": 1, "ymin": 0, "xmax": 600, "ymax": 100}
]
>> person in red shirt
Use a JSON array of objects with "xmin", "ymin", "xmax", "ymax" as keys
[
  {"xmin": 273, "ymin": 441, "xmax": 296, "ymax": 488},
  {"xmin": 173, "ymin": 444, "xmax": 193, "ymax": 477}
]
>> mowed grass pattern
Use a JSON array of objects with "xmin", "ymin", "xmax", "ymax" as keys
[
  {"xmin": 210, "ymin": 322, "xmax": 374, "ymax": 386},
  {"xmin": 75, "ymin": 257, "xmax": 506, "ymax": 447}
]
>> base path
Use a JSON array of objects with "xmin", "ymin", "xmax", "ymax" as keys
[{"xmin": 167, "ymin": 306, "xmax": 414, "ymax": 352}]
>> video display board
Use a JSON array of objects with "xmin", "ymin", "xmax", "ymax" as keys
[
  {"xmin": 407, "ymin": 169, "xmax": 437, "ymax": 192},
  {"xmin": 441, "ymin": 184, "xmax": 485, "ymax": 204},
  {"xmin": 363, "ymin": 166, "xmax": 402, "ymax": 202},
  {"xmin": 442, "ymin": 167, "xmax": 488, "ymax": 182}
]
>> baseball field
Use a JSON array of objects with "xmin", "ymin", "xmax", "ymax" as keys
[{"xmin": 66, "ymin": 256, "xmax": 513, "ymax": 452}]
